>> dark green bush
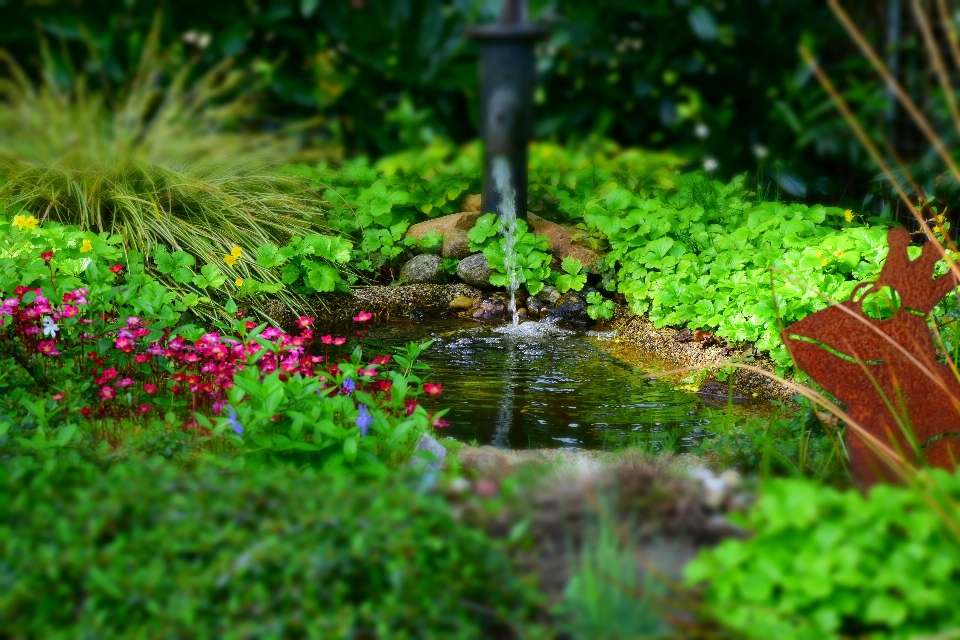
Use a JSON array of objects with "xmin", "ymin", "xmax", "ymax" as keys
[{"xmin": 0, "ymin": 459, "xmax": 543, "ymax": 638}]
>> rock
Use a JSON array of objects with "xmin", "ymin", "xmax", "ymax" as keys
[
  {"xmin": 406, "ymin": 211, "xmax": 480, "ymax": 241},
  {"xmin": 693, "ymin": 330, "xmax": 720, "ymax": 347},
  {"xmin": 526, "ymin": 296, "xmax": 546, "ymax": 317},
  {"xmin": 697, "ymin": 380, "xmax": 750, "ymax": 405},
  {"xmin": 457, "ymin": 253, "xmax": 495, "ymax": 288},
  {"xmin": 473, "ymin": 297, "xmax": 507, "ymax": 322},
  {"xmin": 536, "ymin": 284, "xmax": 561, "ymax": 305},
  {"xmin": 449, "ymin": 295, "xmax": 475, "ymax": 310},
  {"xmin": 441, "ymin": 228, "xmax": 472, "ymax": 259},
  {"xmin": 461, "ymin": 193, "xmax": 482, "ymax": 213},
  {"xmin": 545, "ymin": 291, "xmax": 591, "ymax": 326},
  {"xmin": 400, "ymin": 254, "xmax": 444, "ymax": 284},
  {"xmin": 673, "ymin": 328, "xmax": 694, "ymax": 343},
  {"xmin": 527, "ymin": 212, "xmax": 603, "ymax": 273}
]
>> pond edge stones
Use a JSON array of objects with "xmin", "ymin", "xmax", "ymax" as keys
[
  {"xmin": 456, "ymin": 253, "xmax": 496, "ymax": 288},
  {"xmin": 400, "ymin": 254, "xmax": 444, "ymax": 284}
]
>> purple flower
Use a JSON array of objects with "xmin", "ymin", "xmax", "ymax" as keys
[
  {"xmin": 355, "ymin": 404, "xmax": 372, "ymax": 436},
  {"xmin": 342, "ymin": 377, "xmax": 355, "ymax": 395},
  {"xmin": 226, "ymin": 406, "xmax": 243, "ymax": 435}
]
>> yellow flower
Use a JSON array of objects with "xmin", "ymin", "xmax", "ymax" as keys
[
  {"xmin": 934, "ymin": 225, "xmax": 943, "ymax": 234},
  {"xmin": 936, "ymin": 214, "xmax": 946, "ymax": 224},
  {"xmin": 821, "ymin": 259, "xmax": 828, "ymax": 266},
  {"xmin": 12, "ymin": 214, "xmax": 39, "ymax": 230},
  {"xmin": 235, "ymin": 278, "xmax": 244, "ymax": 287},
  {"xmin": 80, "ymin": 239, "xmax": 93, "ymax": 253},
  {"xmin": 843, "ymin": 209, "xmax": 854, "ymax": 223},
  {"xmin": 834, "ymin": 250, "xmax": 843, "ymax": 257},
  {"xmin": 224, "ymin": 254, "xmax": 238, "ymax": 267},
  {"xmin": 230, "ymin": 245, "xmax": 243, "ymax": 258},
  {"xmin": 816, "ymin": 251, "xmax": 823, "ymax": 258}
]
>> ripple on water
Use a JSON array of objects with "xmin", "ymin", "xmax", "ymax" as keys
[{"xmin": 365, "ymin": 319, "xmax": 757, "ymax": 451}]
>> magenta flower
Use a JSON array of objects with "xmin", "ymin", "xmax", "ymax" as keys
[
  {"xmin": 37, "ymin": 340, "xmax": 60, "ymax": 356},
  {"xmin": 333, "ymin": 337, "xmax": 346, "ymax": 346},
  {"xmin": 115, "ymin": 336, "xmax": 135, "ymax": 353},
  {"xmin": 136, "ymin": 403, "xmax": 152, "ymax": 415},
  {"xmin": 297, "ymin": 316, "xmax": 315, "ymax": 329},
  {"xmin": 116, "ymin": 378, "xmax": 134, "ymax": 389},
  {"xmin": 423, "ymin": 382, "xmax": 443, "ymax": 397},
  {"xmin": 108, "ymin": 264, "xmax": 124, "ymax": 274},
  {"xmin": 134, "ymin": 354, "xmax": 149, "ymax": 364},
  {"xmin": 100, "ymin": 386, "xmax": 115, "ymax": 400},
  {"xmin": 143, "ymin": 383, "xmax": 157, "ymax": 395},
  {"xmin": 126, "ymin": 316, "xmax": 142, "ymax": 327},
  {"xmin": 358, "ymin": 368, "xmax": 377, "ymax": 377},
  {"xmin": 321, "ymin": 334, "xmax": 333, "ymax": 345},
  {"xmin": 353, "ymin": 311, "xmax": 373, "ymax": 323}
]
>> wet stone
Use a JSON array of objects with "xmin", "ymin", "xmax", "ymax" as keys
[
  {"xmin": 472, "ymin": 297, "xmax": 507, "ymax": 322},
  {"xmin": 441, "ymin": 228, "xmax": 473, "ymax": 259},
  {"xmin": 457, "ymin": 253, "xmax": 495, "ymax": 288},
  {"xmin": 545, "ymin": 291, "xmax": 591, "ymax": 326},
  {"xmin": 536, "ymin": 284, "xmax": 561, "ymax": 305},
  {"xmin": 400, "ymin": 254, "xmax": 444, "ymax": 284},
  {"xmin": 449, "ymin": 295, "xmax": 475, "ymax": 310}
]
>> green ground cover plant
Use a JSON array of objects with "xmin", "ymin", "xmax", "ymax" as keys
[
  {"xmin": 289, "ymin": 139, "xmax": 684, "ymax": 279},
  {"xmin": 685, "ymin": 470, "xmax": 960, "ymax": 639},
  {"xmin": 581, "ymin": 173, "xmax": 899, "ymax": 369},
  {"xmin": 1, "ymin": 457, "xmax": 545, "ymax": 638}
]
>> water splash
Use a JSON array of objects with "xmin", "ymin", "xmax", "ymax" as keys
[{"xmin": 491, "ymin": 155, "xmax": 520, "ymax": 325}]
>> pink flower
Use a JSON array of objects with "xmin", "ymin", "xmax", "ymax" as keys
[
  {"xmin": 41, "ymin": 251, "xmax": 54, "ymax": 264},
  {"xmin": 116, "ymin": 378, "xmax": 133, "ymax": 388},
  {"xmin": 321, "ymin": 334, "xmax": 333, "ymax": 345},
  {"xmin": 115, "ymin": 336, "xmax": 135, "ymax": 353},
  {"xmin": 262, "ymin": 327, "xmax": 282, "ymax": 340},
  {"xmin": 370, "ymin": 355, "xmax": 391, "ymax": 365},
  {"xmin": 51, "ymin": 392, "xmax": 65, "ymax": 401},
  {"xmin": 353, "ymin": 311, "xmax": 373, "ymax": 323},
  {"xmin": 136, "ymin": 403, "xmax": 152, "ymax": 415},
  {"xmin": 126, "ymin": 316, "xmax": 142, "ymax": 327},
  {"xmin": 108, "ymin": 264, "xmax": 124, "ymax": 274},
  {"xmin": 432, "ymin": 418, "xmax": 450, "ymax": 428},
  {"xmin": 297, "ymin": 316, "xmax": 314, "ymax": 329},
  {"xmin": 59, "ymin": 304, "xmax": 79, "ymax": 319},
  {"xmin": 358, "ymin": 368, "xmax": 378, "ymax": 377},
  {"xmin": 99, "ymin": 368, "xmax": 119, "ymax": 382},
  {"xmin": 143, "ymin": 383, "xmax": 157, "ymax": 395},
  {"xmin": 100, "ymin": 386, "xmax": 115, "ymax": 400},
  {"xmin": 423, "ymin": 382, "xmax": 443, "ymax": 397},
  {"xmin": 134, "ymin": 354, "xmax": 149, "ymax": 364},
  {"xmin": 37, "ymin": 340, "xmax": 60, "ymax": 356},
  {"xmin": 333, "ymin": 337, "xmax": 346, "ymax": 346}
]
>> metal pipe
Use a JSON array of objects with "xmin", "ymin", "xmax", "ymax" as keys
[{"xmin": 466, "ymin": 0, "xmax": 547, "ymax": 222}]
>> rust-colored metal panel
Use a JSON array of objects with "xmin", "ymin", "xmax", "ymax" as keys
[{"xmin": 783, "ymin": 227, "xmax": 960, "ymax": 486}]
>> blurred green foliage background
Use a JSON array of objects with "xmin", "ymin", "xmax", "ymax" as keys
[{"xmin": 5, "ymin": 0, "xmax": 954, "ymax": 212}]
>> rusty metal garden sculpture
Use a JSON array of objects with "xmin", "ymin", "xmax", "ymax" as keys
[{"xmin": 783, "ymin": 227, "xmax": 960, "ymax": 485}]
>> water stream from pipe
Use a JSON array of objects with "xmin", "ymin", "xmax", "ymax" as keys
[{"xmin": 492, "ymin": 155, "xmax": 520, "ymax": 326}]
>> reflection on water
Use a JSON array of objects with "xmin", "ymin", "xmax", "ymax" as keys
[{"xmin": 365, "ymin": 319, "xmax": 760, "ymax": 451}]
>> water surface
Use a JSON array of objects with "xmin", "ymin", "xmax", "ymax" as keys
[{"xmin": 366, "ymin": 319, "xmax": 761, "ymax": 451}]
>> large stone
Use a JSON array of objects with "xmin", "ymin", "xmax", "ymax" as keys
[
  {"xmin": 461, "ymin": 193, "xmax": 482, "ymax": 213},
  {"xmin": 441, "ymin": 228, "xmax": 472, "ymax": 259},
  {"xmin": 527, "ymin": 212, "xmax": 603, "ymax": 273},
  {"xmin": 472, "ymin": 297, "xmax": 507, "ymax": 322},
  {"xmin": 400, "ymin": 254, "xmax": 444, "ymax": 284},
  {"xmin": 449, "ymin": 295, "xmax": 475, "ymax": 310},
  {"xmin": 406, "ymin": 211, "xmax": 480, "ymax": 241},
  {"xmin": 456, "ymin": 252, "xmax": 495, "ymax": 288}
]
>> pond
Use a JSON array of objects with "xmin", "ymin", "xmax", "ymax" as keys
[{"xmin": 366, "ymin": 318, "xmax": 765, "ymax": 451}]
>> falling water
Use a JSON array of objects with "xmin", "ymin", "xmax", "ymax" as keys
[{"xmin": 491, "ymin": 155, "xmax": 520, "ymax": 325}]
